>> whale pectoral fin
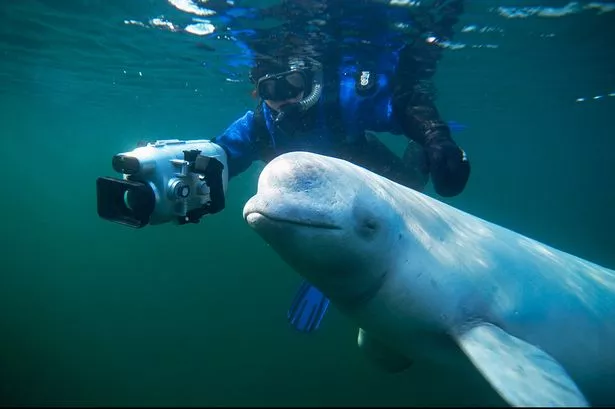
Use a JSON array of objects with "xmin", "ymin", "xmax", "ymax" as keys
[
  {"xmin": 357, "ymin": 328, "xmax": 413, "ymax": 373},
  {"xmin": 455, "ymin": 323, "xmax": 588, "ymax": 407}
]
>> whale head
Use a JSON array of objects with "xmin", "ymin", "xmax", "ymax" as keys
[{"xmin": 243, "ymin": 151, "xmax": 408, "ymax": 306}]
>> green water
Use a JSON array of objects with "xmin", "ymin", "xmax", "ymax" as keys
[{"xmin": 1, "ymin": 0, "xmax": 614, "ymax": 406}]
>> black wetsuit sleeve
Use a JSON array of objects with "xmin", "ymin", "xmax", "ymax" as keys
[{"xmin": 392, "ymin": 0, "xmax": 470, "ymax": 197}]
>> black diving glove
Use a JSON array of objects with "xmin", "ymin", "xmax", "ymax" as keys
[
  {"xmin": 396, "ymin": 103, "xmax": 470, "ymax": 197},
  {"xmin": 423, "ymin": 128, "xmax": 470, "ymax": 197}
]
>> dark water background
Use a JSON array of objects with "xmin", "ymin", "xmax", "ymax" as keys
[{"xmin": 0, "ymin": 0, "xmax": 614, "ymax": 406}]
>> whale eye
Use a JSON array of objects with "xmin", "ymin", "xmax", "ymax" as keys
[
  {"xmin": 353, "ymin": 203, "xmax": 381, "ymax": 239},
  {"xmin": 363, "ymin": 217, "xmax": 379, "ymax": 231}
]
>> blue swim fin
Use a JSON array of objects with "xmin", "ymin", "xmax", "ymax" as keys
[{"xmin": 287, "ymin": 280, "xmax": 330, "ymax": 333}]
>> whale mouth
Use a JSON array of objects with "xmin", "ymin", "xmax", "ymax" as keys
[{"xmin": 245, "ymin": 211, "xmax": 342, "ymax": 230}]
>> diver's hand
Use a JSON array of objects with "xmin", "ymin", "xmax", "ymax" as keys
[{"xmin": 426, "ymin": 138, "xmax": 470, "ymax": 197}]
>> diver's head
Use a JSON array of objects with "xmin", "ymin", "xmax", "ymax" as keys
[{"xmin": 249, "ymin": 56, "xmax": 323, "ymax": 117}]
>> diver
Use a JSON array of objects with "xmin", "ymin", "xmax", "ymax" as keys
[{"xmin": 210, "ymin": 4, "xmax": 470, "ymax": 334}]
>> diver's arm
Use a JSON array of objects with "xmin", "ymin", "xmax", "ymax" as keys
[
  {"xmin": 211, "ymin": 111, "xmax": 259, "ymax": 179},
  {"xmin": 392, "ymin": 0, "xmax": 469, "ymax": 197}
]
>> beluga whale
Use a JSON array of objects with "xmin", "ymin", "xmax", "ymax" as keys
[{"xmin": 243, "ymin": 151, "xmax": 615, "ymax": 407}]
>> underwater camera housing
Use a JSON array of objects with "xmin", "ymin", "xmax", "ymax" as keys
[{"xmin": 96, "ymin": 139, "xmax": 228, "ymax": 228}]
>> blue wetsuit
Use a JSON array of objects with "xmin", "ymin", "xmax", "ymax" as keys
[{"xmin": 214, "ymin": 67, "xmax": 398, "ymax": 175}]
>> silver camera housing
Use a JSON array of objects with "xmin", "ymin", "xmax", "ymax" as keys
[{"xmin": 97, "ymin": 139, "xmax": 228, "ymax": 227}]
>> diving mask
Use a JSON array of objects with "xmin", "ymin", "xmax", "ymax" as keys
[{"xmin": 255, "ymin": 70, "xmax": 307, "ymax": 102}]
